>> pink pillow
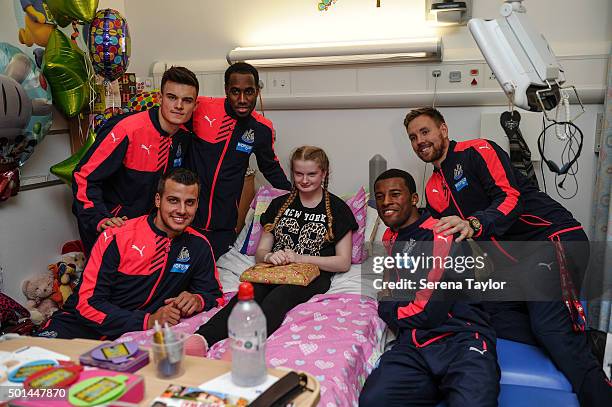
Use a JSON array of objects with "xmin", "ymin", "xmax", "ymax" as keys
[
  {"xmin": 345, "ymin": 187, "xmax": 368, "ymax": 264},
  {"xmin": 245, "ymin": 186, "xmax": 287, "ymax": 255},
  {"xmin": 244, "ymin": 186, "xmax": 368, "ymax": 264}
]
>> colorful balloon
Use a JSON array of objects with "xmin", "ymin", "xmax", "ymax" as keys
[
  {"xmin": 0, "ymin": 42, "xmax": 53, "ymax": 170},
  {"xmin": 46, "ymin": 0, "xmax": 99, "ymax": 27},
  {"xmin": 43, "ymin": 28, "xmax": 93, "ymax": 117},
  {"xmin": 50, "ymin": 129, "xmax": 96, "ymax": 185},
  {"xmin": 89, "ymin": 9, "xmax": 130, "ymax": 82},
  {"xmin": 129, "ymin": 90, "xmax": 160, "ymax": 112}
]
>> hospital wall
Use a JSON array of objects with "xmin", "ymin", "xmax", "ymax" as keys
[{"xmin": 0, "ymin": 0, "xmax": 609, "ymax": 303}]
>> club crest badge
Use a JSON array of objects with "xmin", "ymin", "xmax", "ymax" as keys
[
  {"xmin": 453, "ymin": 164, "xmax": 463, "ymax": 180},
  {"xmin": 242, "ymin": 129, "xmax": 255, "ymax": 143},
  {"xmin": 177, "ymin": 246, "xmax": 190, "ymax": 262}
]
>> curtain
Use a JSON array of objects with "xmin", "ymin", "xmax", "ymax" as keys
[{"xmin": 588, "ymin": 52, "xmax": 612, "ymax": 332}]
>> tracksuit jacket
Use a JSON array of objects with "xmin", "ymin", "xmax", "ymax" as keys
[
  {"xmin": 186, "ymin": 97, "xmax": 291, "ymax": 232},
  {"xmin": 58, "ymin": 214, "xmax": 224, "ymax": 339},
  {"xmin": 379, "ymin": 211, "xmax": 495, "ymax": 348},
  {"xmin": 425, "ymin": 139, "xmax": 581, "ymax": 248},
  {"xmin": 72, "ymin": 107, "xmax": 190, "ymax": 252}
]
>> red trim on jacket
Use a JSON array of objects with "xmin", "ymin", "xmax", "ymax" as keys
[
  {"xmin": 205, "ymin": 136, "xmax": 233, "ymax": 230},
  {"xmin": 397, "ymin": 223, "xmax": 452, "ymax": 320},
  {"xmin": 455, "ymin": 140, "xmax": 520, "ymax": 216},
  {"xmin": 76, "ymin": 230, "xmax": 116, "ymax": 324},
  {"xmin": 186, "ymin": 226, "xmax": 224, "ymax": 297},
  {"xmin": 74, "ymin": 130, "xmax": 127, "ymax": 209}
]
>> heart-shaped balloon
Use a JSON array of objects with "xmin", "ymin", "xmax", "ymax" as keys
[
  {"xmin": 43, "ymin": 28, "xmax": 93, "ymax": 117},
  {"xmin": 46, "ymin": 0, "xmax": 99, "ymax": 27}
]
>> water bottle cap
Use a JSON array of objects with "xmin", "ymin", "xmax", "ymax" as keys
[{"xmin": 238, "ymin": 282, "xmax": 254, "ymax": 300}]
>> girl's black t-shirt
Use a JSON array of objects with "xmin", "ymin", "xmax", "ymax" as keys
[{"xmin": 260, "ymin": 192, "xmax": 358, "ymax": 257}]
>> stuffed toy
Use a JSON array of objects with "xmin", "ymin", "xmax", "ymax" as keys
[
  {"xmin": 59, "ymin": 240, "xmax": 86, "ymax": 283},
  {"xmin": 21, "ymin": 271, "xmax": 59, "ymax": 325},
  {"xmin": 47, "ymin": 240, "xmax": 86, "ymax": 306},
  {"xmin": 49, "ymin": 261, "xmax": 77, "ymax": 305}
]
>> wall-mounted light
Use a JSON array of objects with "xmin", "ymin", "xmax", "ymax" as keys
[
  {"xmin": 426, "ymin": 0, "xmax": 472, "ymax": 26},
  {"xmin": 227, "ymin": 38, "xmax": 442, "ymax": 68}
]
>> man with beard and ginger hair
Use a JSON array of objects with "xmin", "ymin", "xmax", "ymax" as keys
[
  {"xmin": 360, "ymin": 169, "xmax": 499, "ymax": 407},
  {"xmin": 404, "ymin": 107, "xmax": 612, "ymax": 406},
  {"xmin": 186, "ymin": 62, "xmax": 291, "ymax": 259},
  {"xmin": 73, "ymin": 66, "xmax": 199, "ymax": 255},
  {"xmin": 38, "ymin": 168, "xmax": 223, "ymax": 340}
]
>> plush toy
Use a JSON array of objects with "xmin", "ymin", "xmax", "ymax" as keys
[
  {"xmin": 21, "ymin": 271, "xmax": 58, "ymax": 325},
  {"xmin": 48, "ymin": 261, "xmax": 76, "ymax": 305},
  {"xmin": 60, "ymin": 240, "xmax": 86, "ymax": 274}
]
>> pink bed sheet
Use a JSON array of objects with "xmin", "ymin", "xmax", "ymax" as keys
[{"xmin": 119, "ymin": 293, "xmax": 385, "ymax": 407}]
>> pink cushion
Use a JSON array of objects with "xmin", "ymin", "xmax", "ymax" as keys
[
  {"xmin": 244, "ymin": 185, "xmax": 368, "ymax": 264},
  {"xmin": 244, "ymin": 186, "xmax": 287, "ymax": 256}
]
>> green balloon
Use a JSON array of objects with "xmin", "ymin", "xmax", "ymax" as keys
[
  {"xmin": 46, "ymin": 0, "xmax": 99, "ymax": 27},
  {"xmin": 43, "ymin": 28, "xmax": 92, "ymax": 117},
  {"xmin": 50, "ymin": 129, "xmax": 96, "ymax": 184}
]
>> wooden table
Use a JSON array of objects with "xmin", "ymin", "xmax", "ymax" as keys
[{"xmin": 0, "ymin": 336, "xmax": 320, "ymax": 406}]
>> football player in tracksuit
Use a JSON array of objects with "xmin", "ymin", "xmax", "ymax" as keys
[
  {"xmin": 186, "ymin": 62, "xmax": 291, "ymax": 259},
  {"xmin": 72, "ymin": 67, "xmax": 199, "ymax": 255},
  {"xmin": 360, "ymin": 169, "xmax": 499, "ymax": 407},
  {"xmin": 38, "ymin": 169, "xmax": 224, "ymax": 340},
  {"xmin": 404, "ymin": 107, "xmax": 612, "ymax": 407}
]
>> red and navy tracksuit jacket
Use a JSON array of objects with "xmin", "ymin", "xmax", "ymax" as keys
[
  {"xmin": 378, "ymin": 211, "xmax": 495, "ymax": 347},
  {"xmin": 72, "ymin": 107, "xmax": 190, "ymax": 254},
  {"xmin": 39, "ymin": 214, "xmax": 223, "ymax": 340},
  {"xmin": 361, "ymin": 212, "xmax": 499, "ymax": 407},
  {"xmin": 426, "ymin": 139, "xmax": 582, "ymax": 248},
  {"xmin": 186, "ymin": 97, "xmax": 291, "ymax": 232}
]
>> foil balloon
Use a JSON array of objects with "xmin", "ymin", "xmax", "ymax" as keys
[
  {"xmin": 46, "ymin": 0, "xmax": 99, "ymax": 27},
  {"xmin": 0, "ymin": 43, "xmax": 53, "ymax": 170},
  {"xmin": 129, "ymin": 90, "xmax": 160, "ymax": 112},
  {"xmin": 43, "ymin": 28, "xmax": 93, "ymax": 117},
  {"xmin": 89, "ymin": 9, "xmax": 130, "ymax": 82},
  {"xmin": 50, "ymin": 129, "xmax": 96, "ymax": 185}
]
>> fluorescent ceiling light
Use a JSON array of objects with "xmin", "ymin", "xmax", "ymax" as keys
[{"xmin": 227, "ymin": 38, "xmax": 441, "ymax": 67}]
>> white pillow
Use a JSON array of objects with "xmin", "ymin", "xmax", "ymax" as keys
[{"xmin": 233, "ymin": 208, "xmax": 255, "ymax": 250}]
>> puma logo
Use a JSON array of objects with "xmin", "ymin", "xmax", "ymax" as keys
[
  {"xmin": 538, "ymin": 262, "xmax": 554, "ymax": 271},
  {"xmin": 110, "ymin": 133, "xmax": 119, "ymax": 143},
  {"xmin": 437, "ymin": 235, "xmax": 451, "ymax": 242},
  {"xmin": 432, "ymin": 188, "xmax": 439, "ymax": 193},
  {"xmin": 140, "ymin": 144, "xmax": 152, "ymax": 154},
  {"xmin": 103, "ymin": 231, "xmax": 111, "ymax": 242},
  {"xmin": 478, "ymin": 145, "xmax": 491, "ymax": 150},
  {"xmin": 469, "ymin": 346, "xmax": 487, "ymax": 355},
  {"xmin": 131, "ymin": 244, "xmax": 145, "ymax": 257},
  {"xmin": 204, "ymin": 115, "xmax": 216, "ymax": 127}
]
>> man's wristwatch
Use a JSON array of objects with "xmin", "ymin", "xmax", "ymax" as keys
[{"xmin": 467, "ymin": 217, "xmax": 482, "ymax": 236}]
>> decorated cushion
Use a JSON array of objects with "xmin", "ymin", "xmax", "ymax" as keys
[{"xmin": 240, "ymin": 263, "xmax": 320, "ymax": 286}]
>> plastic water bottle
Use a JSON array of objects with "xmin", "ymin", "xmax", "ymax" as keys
[{"xmin": 228, "ymin": 282, "xmax": 267, "ymax": 386}]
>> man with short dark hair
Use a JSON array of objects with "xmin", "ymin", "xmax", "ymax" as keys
[
  {"xmin": 360, "ymin": 169, "xmax": 499, "ymax": 407},
  {"xmin": 403, "ymin": 107, "xmax": 612, "ymax": 406},
  {"xmin": 186, "ymin": 62, "xmax": 291, "ymax": 259},
  {"xmin": 73, "ymin": 66, "xmax": 199, "ymax": 254},
  {"xmin": 39, "ymin": 168, "xmax": 223, "ymax": 340}
]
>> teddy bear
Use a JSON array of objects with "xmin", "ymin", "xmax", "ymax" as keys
[{"xmin": 21, "ymin": 271, "xmax": 59, "ymax": 325}]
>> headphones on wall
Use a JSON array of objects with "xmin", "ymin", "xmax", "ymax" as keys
[{"xmin": 537, "ymin": 121, "xmax": 584, "ymax": 175}]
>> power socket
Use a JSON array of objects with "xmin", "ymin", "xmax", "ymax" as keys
[{"xmin": 432, "ymin": 70, "xmax": 442, "ymax": 78}]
